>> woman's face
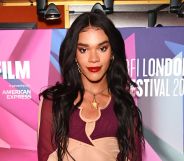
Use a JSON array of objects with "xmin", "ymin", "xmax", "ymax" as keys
[{"xmin": 76, "ymin": 27, "xmax": 112, "ymax": 83}]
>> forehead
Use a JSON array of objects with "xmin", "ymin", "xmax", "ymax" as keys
[{"xmin": 78, "ymin": 27, "xmax": 109, "ymax": 43}]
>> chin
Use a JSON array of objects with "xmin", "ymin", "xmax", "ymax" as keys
[
  {"xmin": 88, "ymin": 79, "xmax": 103, "ymax": 83},
  {"xmin": 87, "ymin": 75, "xmax": 106, "ymax": 83},
  {"xmin": 81, "ymin": 71, "xmax": 107, "ymax": 83}
]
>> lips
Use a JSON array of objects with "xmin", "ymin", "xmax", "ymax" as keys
[{"xmin": 87, "ymin": 66, "xmax": 101, "ymax": 72}]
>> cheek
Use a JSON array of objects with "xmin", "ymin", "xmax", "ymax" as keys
[
  {"xmin": 105, "ymin": 59, "xmax": 112, "ymax": 69},
  {"xmin": 102, "ymin": 55, "xmax": 112, "ymax": 65},
  {"xmin": 76, "ymin": 55, "xmax": 87, "ymax": 67}
]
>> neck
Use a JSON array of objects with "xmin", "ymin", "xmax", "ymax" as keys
[{"xmin": 82, "ymin": 76, "xmax": 108, "ymax": 94}]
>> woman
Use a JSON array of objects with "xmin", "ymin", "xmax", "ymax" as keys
[{"xmin": 38, "ymin": 10, "xmax": 144, "ymax": 161}]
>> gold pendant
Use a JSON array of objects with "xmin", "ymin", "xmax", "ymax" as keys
[{"xmin": 92, "ymin": 96, "xmax": 98, "ymax": 109}]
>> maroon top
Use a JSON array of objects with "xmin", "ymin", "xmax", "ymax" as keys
[
  {"xmin": 38, "ymin": 99, "xmax": 56, "ymax": 161},
  {"xmin": 38, "ymin": 98, "xmax": 119, "ymax": 161},
  {"xmin": 69, "ymin": 98, "xmax": 118, "ymax": 145}
]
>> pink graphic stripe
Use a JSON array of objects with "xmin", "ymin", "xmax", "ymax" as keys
[
  {"xmin": 125, "ymin": 33, "xmax": 136, "ymax": 80},
  {"xmin": 0, "ymin": 106, "xmax": 37, "ymax": 150},
  {"xmin": 48, "ymin": 63, "xmax": 62, "ymax": 85},
  {"xmin": 8, "ymin": 30, "xmax": 52, "ymax": 95},
  {"xmin": 0, "ymin": 30, "xmax": 24, "ymax": 60},
  {"xmin": 0, "ymin": 148, "xmax": 37, "ymax": 161},
  {"xmin": 143, "ymin": 140, "xmax": 161, "ymax": 161},
  {"xmin": 0, "ymin": 77, "xmax": 38, "ymax": 130},
  {"xmin": 0, "ymin": 138, "xmax": 10, "ymax": 149}
]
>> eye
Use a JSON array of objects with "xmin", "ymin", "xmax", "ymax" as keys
[
  {"xmin": 78, "ymin": 47, "xmax": 87, "ymax": 53},
  {"xmin": 100, "ymin": 46, "xmax": 108, "ymax": 52}
]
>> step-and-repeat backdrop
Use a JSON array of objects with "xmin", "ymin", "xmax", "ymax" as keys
[{"xmin": 0, "ymin": 28, "xmax": 183, "ymax": 161}]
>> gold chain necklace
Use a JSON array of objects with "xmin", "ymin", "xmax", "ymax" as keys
[{"xmin": 85, "ymin": 88, "xmax": 108, "ymax": 110}]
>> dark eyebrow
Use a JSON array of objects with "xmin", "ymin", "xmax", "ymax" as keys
[
  {"xmin": 77, "ymin": 40, "xmax": 110, "ymax": 47},
  {"xmin": 98, "ymin": 40, "xmax": 110, "ymax": 46},
  {"xmin": 77, "ymin": 43, "xmax": 89, "ymax": 47}
]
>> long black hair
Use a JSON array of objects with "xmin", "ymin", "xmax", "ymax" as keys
[{"xmin": 40, "ymin": 10, "xmax": 144, "ymax": 161}]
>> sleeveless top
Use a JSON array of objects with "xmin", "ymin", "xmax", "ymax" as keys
[{"xmin": 38, "ymin": 97, "xmax": 121, "ymax": 161}]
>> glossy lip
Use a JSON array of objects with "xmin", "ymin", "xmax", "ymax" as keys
[{"xmin": 87, "ymin": 66, "xmax": 102, "ymax": 72}]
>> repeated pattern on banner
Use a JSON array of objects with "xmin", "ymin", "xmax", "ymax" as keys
[{"xmin": 0, "ymin": 28, "xmax": 183, "ymax": 161}]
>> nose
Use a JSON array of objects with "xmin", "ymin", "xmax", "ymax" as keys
[{"xmin": 88, "ymin": 50, "xmax": 100, "ymax": 63}]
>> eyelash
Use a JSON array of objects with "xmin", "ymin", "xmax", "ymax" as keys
[
  {"xmin": 78, "ymin": 45, "xmax": 108, "ymax": 53},
  {"xmin": 78, "ymin": 48, "xmax": 87, "ymax": 53},
  {"xmin": 100, "ymin": 46, "xmax": 108, "ymax": 52}
]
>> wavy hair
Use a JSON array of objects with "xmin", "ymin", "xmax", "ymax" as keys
[{"xmin": 40, "ymin": 10, "xmax": 144, "ymax": 161}]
